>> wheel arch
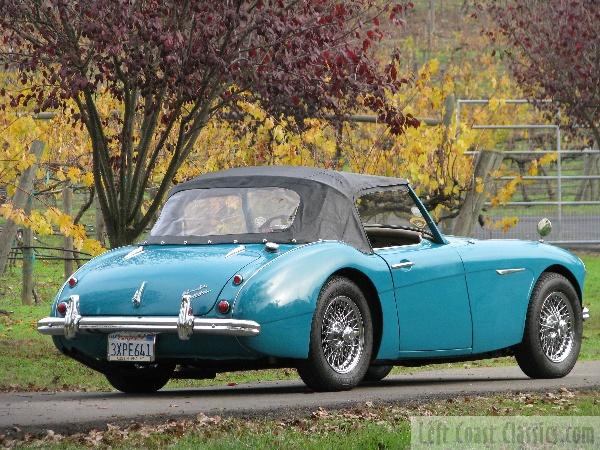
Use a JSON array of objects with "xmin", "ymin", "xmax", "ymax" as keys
[
  {"xmin": 234, "ymin": 241, "xmax": 398, "ymax": 360},
  {"xmin": 542, "ymin": 264, "xmax": 583, "ymax": 303},
  {"xmin": 330, "ymin": 267, "xmax": 383, "ymax": 361}
]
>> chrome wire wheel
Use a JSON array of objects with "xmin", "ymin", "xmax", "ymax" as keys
[
  {"xmin": 539, "ymin": 291, "xmax": 574, "ymax": 363},
  {"xmin": 321, "ymin": 296, "xmax": 365, "ymax": 374}
]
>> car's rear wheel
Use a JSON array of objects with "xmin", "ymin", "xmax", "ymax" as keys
[
  {"xmin": 297, "ymin": 277, "xmax": 373, "ymax": 391},
  {"xmin": 363, "ymin": 364, "xmax": 393, "ymax": 383},
  {"xmin": 105, "ymin": 364, "xmax": 174, "ymax": 393},
  {"xmin": 515, "ymin": 272, "xmax": 582, "ymax": 379}
]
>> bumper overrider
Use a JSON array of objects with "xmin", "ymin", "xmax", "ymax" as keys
[{"xmin": 37, "ymin": 295, "xmax": 260, "ymax": 340}]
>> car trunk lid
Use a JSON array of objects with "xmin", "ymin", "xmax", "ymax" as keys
[{"xmin": 74, "ymin": 245, "xmax": 262, "ymax": 316}]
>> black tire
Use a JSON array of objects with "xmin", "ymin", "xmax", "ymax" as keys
[
  {"xmin": 515, "ymin": 272, "xmax": 582, "ymax": 379},
  {"xmin": 363, "ymin": 365, "xmax": 393, "ymax": 382},
  {"xmin": 297, "ymin": 276, "xmax": 373, "ymax": 391},
  {"xmin": 105, "ymin": 364, "xmax": 174, "ymax": 393}
]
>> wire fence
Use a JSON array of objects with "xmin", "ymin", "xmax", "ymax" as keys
[{"xmin": 459, "ymin": 99, "xmax": 600, "ymax": 245}]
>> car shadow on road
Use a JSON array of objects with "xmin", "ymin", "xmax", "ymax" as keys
[{"xmin": 42, "ymin": 375, "xmax": 535, "ymax": 400}]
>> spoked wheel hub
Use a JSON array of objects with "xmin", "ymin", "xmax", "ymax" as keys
[
  {"xmin": 321, "ymin": 296, "xmax": 364, "ymax": 374},
  {"xmin": 539, "ymin": 292, "xmax": 574, "ymax": 363}
]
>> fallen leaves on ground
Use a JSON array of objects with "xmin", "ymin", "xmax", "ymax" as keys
[{"xmin": 1, "ymin": 389, "xmax": 597, "ymax": 449}]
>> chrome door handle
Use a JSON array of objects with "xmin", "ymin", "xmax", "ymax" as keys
[{"xmin": 392, "ymin": 261, "xmax": 415, "ymax": 269}]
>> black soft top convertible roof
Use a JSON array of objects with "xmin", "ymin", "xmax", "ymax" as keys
[
  {"xmin": 151, "ymin": 166, "xmax": 409, "ymax": 253},
  {"xmin": 171, "ymin": 166, "xmax": 408, "ymax": 198}
]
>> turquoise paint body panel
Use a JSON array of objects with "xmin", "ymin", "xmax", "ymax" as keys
[
  {"xmin": 61, "ymin": 244, "xmax": 264, "ymax": 317},
  {"xmin": 376, "ymin": 240, "xmax": 473, "ymax": 352},
  {"xmin": 449, "ymin": 236, "xmax": 586, "ymax": 353},
  {"xmin": 233, "ymin": 241, "xmax": 399, "ymax": 359},
  {"xmin": 50, "ymin": 241, "xmax": 400, "ymax": 361}
]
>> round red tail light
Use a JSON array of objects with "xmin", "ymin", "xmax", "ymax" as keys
[
  {"xmin": 68, "ymin": 276, "xmax": 77, "ymax": 288},
  {"xmin": 217, "ymin": 300, "xmax": 230, "ymax": 314},
  {"xmin": 56, "ymin": 302, "xmax": 68, "ymax": 316},
  {"xmin": 232, "ymin": 274, "xmax": 243, "ymax": 285}
]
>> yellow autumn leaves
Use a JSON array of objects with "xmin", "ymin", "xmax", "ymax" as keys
[
  {"xmin": 1, "ymin": 49, "xmax": 558, "ymax": 251},
  {"xmin": 0, "ymin": 77, "xmax": 103, "ymax": 256}
]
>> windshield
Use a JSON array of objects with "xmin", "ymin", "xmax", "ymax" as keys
[
  {"xmin": 151, "ymin": 187, "xmax": 300, "ymax": 237},
  {"xmin": 355, "ymin": 187, "xmax": 434, "ymax": 238}
]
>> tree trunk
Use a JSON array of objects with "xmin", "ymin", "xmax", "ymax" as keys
[
  {"xmin": 63, "ymin": 185, "xmax": 74, "ymax": 279},
  {"xmin": 516, "ymin": 160, "xmax": 531, "ymax": 202},
  {"xmin": 427, "ymin": 0, "xmax": 436, "ymax": 56},
  {"xmin": 94, "ymin": 194, "xmax": 106, "ymax": 247},
  {"xmin": 0, "ymin": 140, "xmax": 45, "ymax": 275},
  {"xmin": 451, "ymin": 150, "xmax": 504, "ymax": 237}
]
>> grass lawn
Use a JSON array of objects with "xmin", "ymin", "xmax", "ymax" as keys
[
  {"xmin": 5, "ymin": 389, "xmax": 600, "ymax": 449},
  {"xmin": 0, "ymin": 252, "xmax": 598, "ymax": 392}
]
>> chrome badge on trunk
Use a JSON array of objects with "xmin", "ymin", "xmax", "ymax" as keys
[
  {"xmin": 131, "ymin": 281, "xmax": 146, "ymax": 308},
  {"xmin": 183, "ymin": 284, "xmax": 211, "ymax": 300}
]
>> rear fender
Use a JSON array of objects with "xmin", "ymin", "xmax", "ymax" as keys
[{"xmin": 233, "ymin": 241, "xmax": 398, "ymax": 360}]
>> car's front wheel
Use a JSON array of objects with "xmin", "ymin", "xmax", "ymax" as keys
[
  {"xmin": 105, "ymin": 364, "xmax": 174, "ymax": 393},
  {"xmin": 297, "ymin": 277, "xmax": 373, "ymax": 391},
  {"xmin": 515, "ymin": 272, "xmax": 582, "ymax": 378}
]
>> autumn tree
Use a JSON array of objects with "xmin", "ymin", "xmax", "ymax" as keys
[
  {"xmin": 0, "ymin": 98, "xmax": 105, "ymax": 264},
  {"xmin": 487, "ymin": 1, "xmax": 600, "ymax": 157},
  {"xmin": 0, "ymin": 0, "xmax": 417, "ymax": 247}
]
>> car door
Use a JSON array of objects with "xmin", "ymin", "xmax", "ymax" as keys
[
  {"xmin": 376, "ymin": 240, "xmax": 473, "ymax": 352},
  {"xmin": 356, "ymin": 187, "xmax": 473, "ymax": 353}
]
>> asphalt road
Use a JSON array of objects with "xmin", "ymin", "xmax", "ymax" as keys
[{"xmin": 2, "ymin": 361, "xmax": 600, "ymax": 435}]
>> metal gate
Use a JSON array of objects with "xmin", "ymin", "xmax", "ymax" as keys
[{"xmin": 457, "ymin": 99, "xmax": 600, "ymax": 245}]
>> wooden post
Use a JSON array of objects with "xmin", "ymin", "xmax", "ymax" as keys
[
  {"xmin": 63, "ymin": 185, "xmax": 74, "ymax": 279},
  {"xmin": 21, "ymin": 194, "xmax": 34, "ymax": 305},
  {"xmin": 0, "ymin": 140, "xmax": 45, "ymax": 275}
]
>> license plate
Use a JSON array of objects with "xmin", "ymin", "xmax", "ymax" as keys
[{"xmin": 107, "ymin": 333, "xmax": 156, "ymax": 362}]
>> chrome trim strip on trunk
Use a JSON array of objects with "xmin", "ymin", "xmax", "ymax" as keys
[
  {"xmin": 224, "ymin": 245, "xmax": 246, "ymax": 258},
  {"xmin": 37, "ymin": 316, "xmax": 261, "ymax": 338},
  {"xmin": 583, "ymin": 307, "xmax": 590, "ymax": 321},
  {"xmin": 495, "ymin": 268, "xmax": 526, "ymax": 275}
]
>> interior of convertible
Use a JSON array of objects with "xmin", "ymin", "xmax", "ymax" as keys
[
  {"xmin": 364, "ymin": 226, "xmax": 423, "ymax": 248},
  {"xmin": 356, "ymin": 187, "xmax": 434, "ymax": 249}
]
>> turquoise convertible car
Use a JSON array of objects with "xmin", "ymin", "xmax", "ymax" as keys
[{"xmin": 38, "ymin": 166, "xmax": 590, "ymax": 393}]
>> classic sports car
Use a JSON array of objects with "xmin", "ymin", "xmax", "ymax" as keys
[{"xmin": 38, "ymin": 166, "xmax": 590, "ymax": 393}]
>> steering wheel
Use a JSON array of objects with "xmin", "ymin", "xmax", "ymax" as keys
[{"xmin": 258, "ymin": 214, "xmax": 290, "ymax": 233}]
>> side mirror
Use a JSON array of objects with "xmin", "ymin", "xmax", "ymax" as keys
[{"xmin": 537, "ymin": 218, "xmax": 552, "ymax": 239}]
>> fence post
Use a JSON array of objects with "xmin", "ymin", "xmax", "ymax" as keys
[
  {"xmin": 63, "ymin": 185, "xmax": 74, "ymax": 279},
  {"xmin": 21, "ymin": 194, "xmax": 34, "ymax": 305},
  {"xmin": 0, "ymin": 140, "xmax": 45, "ymax": 275}
]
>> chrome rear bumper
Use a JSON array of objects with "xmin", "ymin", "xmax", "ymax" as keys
[
  {"xmin": 37, "ymin": 295, "xmax": 260, "ymax": 340},
  {"xmin": 37, "ymin": 316, "xmax": 260, "ymax": 337}
]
